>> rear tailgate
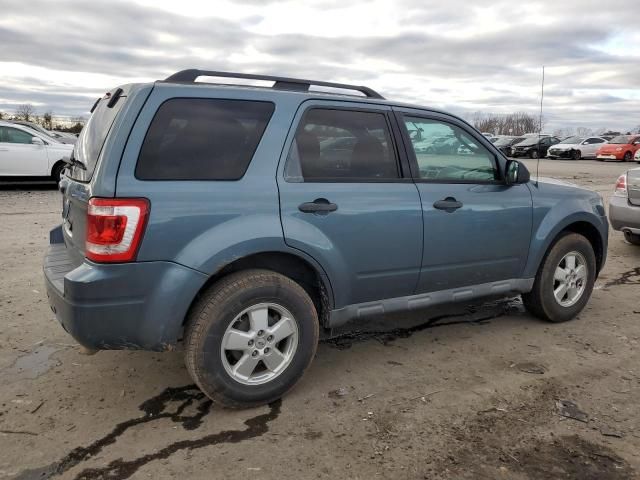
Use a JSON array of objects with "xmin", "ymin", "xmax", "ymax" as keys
[
  {"xmin": 61, "ymin": 87, "xmax": 130, "ymax": 262},
  {"xmin": 628, "ymin": 168, "xmax": 640, "ymax": 206}
]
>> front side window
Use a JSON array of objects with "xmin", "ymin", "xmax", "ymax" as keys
[
  {"xmin": 285, "ymin": 108, "xmax": 399, "ymax": 181},
  {"xmin": 136, "ymin": 98, "xmax": 275, "ymax": 180},
  {"xmin": 0, "ymin": 127, "xmax": 34, "ymax": 144},
  {"xmin": 403, "ymin": 117, "xmax": 497, "ymax": 182}
]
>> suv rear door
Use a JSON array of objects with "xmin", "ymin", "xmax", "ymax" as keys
[
  {"xmin": 277, "ymin": 101, "xmax": 423, "ymax": 308},
  {"xmin": 395, "ymin": 108, "xmax": 533, "ymax": 293}
]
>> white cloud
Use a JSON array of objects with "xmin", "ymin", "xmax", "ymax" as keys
[{"xmin": 0, "ymin": 0, "xmax": 638, "ymax": 132}]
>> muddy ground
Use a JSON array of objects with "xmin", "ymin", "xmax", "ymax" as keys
[{"xmin": 1, "ymin": 159, "xmax": 639, "ymax": 480}]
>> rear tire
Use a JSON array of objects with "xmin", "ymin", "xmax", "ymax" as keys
[
  {"xmin": 623, "ymin": 231, "xmax": 640, "ymax": 246},
  {"xmin": 523, "ymin": 233, "xmax": 596, "ymax": 323},
  {"xmin": 184, "ymin": 269, "xmax": 319, "ymax": 409},
  {"xmin": 624, "ymin": 151, "xmax": 632, "ymax": 162}
]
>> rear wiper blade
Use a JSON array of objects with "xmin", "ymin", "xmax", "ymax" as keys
[{"xmin": 63, "ymin": 156, "xmax": 87, "ymax": 171}]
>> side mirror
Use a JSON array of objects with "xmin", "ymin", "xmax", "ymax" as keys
[
  {"xmin": 31, "ymin": 137, "xmax": 45, "ymax": 146},
  {"xmin": 505, "ymin": 160, "xmax": 530, "ymax": 185}
]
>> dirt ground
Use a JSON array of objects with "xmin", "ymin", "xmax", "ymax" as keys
[{"xmin": 1, "ymin": 159, "xmax": 639, "ymax": 480}]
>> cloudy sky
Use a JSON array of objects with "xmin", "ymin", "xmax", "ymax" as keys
[{"xmin": 0, "ymin": 0, "xmax": 638, "ymax": 132}]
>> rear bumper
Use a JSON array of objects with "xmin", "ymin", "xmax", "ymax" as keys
[
  {"xmin": 44, "ymin": 226, "xmax": 208, "ymax": 351},
  {"xmin": 609, "ymin": 195, "xmax": 640, "ymax": 232}
]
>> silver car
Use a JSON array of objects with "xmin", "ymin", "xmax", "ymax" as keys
[{"xmin": 609, "ymin": 167, "xmax": 640, "ymax": 245}]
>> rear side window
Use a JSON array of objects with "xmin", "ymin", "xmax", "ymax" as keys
[
  {"xmin": 284, "ymin": 108, "xmax": 399, "ymax": 182},
  {"xmin": 136, "ymin": 98, "xmax": 274, "ymax": 180},
  {"xmin": 70, "ymin": 90, "xmax": 127, "ymax": 182}
]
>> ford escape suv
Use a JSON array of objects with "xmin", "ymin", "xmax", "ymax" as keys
[{"xmin": 44, "ymin": 69, "xmax": 608, "ymax": 408}]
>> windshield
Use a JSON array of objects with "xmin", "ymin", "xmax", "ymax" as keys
[
  {"xmin": 69, "ymin": 88, "xmax": 128, "ymax": 182},
  {"xmin": 493, "ymin": 137, "xmax": 515, "ymax": 146},
  {"xmin": 516, "ymin": 137, "xmax": 540, "ymax": 146},
  {"xmin": 562, "ymin": 136, "xmax": 584, "ymax": 145},
  {"xmin": 609, "ymin": 135, "xmax": 632, "ymax": 144}
]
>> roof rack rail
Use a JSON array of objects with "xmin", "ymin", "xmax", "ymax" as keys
[{"xmin": 163, "ymin": 69, "xmax": 385, "ymax": 99}]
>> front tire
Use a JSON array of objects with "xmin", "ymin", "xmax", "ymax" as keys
[
  {"xmin": 523, "ymin": 233, "xmax": 596, "ymax": 323},
  {"xmin": 572, "ymin": 150, "xmax": 581, "ymax": 160},
  {"xmin": 530, "ymin": 149, "xmax": 539, "ymax": 159},
  {"xmin": 184, "ymin": 269, "xmax": 319, "ymax": 408},
  {"xmin": 623, "ymin": 151, "xmax": 632, "ymax": 162}
]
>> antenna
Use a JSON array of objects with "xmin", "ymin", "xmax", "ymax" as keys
[{"xmin": 536, "ymin": 66, "xmax": 545, "ymax": 187}]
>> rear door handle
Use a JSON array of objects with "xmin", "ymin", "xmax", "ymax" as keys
[
  {"xmin": 433, "ymin": 197, "xmax": 463, "ymax": 213},
  {"xmin": 298, "ymin": 198, "xmax": 338, "ymax": 214}
]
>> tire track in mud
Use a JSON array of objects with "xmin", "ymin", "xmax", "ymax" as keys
[
  {"xmin": 321, "ymin": 298, "xmax": 524, "ymax": 349},
  {"xmin": 14, "ymin": 385, "xmax": 281, "ymax": 480}
]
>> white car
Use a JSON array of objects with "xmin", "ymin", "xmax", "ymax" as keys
[
  {"xmin": 0, "ymin": 121, "xmax": 73, "ymax": 182},
  {"xmin": 547, "ymin": 136, "xmax": 608, "ymax": 160}
]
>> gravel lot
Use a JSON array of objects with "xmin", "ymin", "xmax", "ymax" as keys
[{"xmin": 1, "ymin": 159, "xmax": 639, "ymax": 480}]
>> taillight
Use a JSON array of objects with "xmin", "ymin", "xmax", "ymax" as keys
[
  {"xmin": 86, "ymin": 198, "xmax": 150, "ymax": 263},
  {"xmin": 614, "ymin": 174, "xmax": 627, "ymax": 197}
]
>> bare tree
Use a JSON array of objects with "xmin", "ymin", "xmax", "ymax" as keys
[
  {"xmin": 576, "ymin": 127, "xmax": 593, "ymax": 137},
  {"xmin": 43, "ymin": 111, "xmax": 53, "ymax": 130},
  {"xmin": 472, "ymin": 111, "xmax": 542, "ymax": 136},
  {"xmin": 15, "ymin": 104, "xmax": 35, "ymax": 122}
]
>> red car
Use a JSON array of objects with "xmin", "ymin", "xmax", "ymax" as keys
[{"xmin": 596, "ymin": 134, "xmax": 640, "ymax": 161}]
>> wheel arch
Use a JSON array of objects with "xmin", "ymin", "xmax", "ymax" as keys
[
  {"xmin": 526, "ymin": 217, "xmax": 606, "ymax": 279},
  {"xmin": 183, "ymin": 251, "xmax": 334, "ymax": 330}
]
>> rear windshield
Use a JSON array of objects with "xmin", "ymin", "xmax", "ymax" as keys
[
  {"xmin": 69, "ymin": 90, "xmax": 127, "ymax": 181},
  {"xmin": 135, "ymin": 98, "xmax": 274, "ymax": 180},
  {"xmin": 517, "ymin": 137, "xmax": 540, "ymax": 146}
]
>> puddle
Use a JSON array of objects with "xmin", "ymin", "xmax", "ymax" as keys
[
  {"xmin": 7, "ymin": 345, "xmax": 62, "ymax": 380},
  {"xmin": 14, "ymin": 385, "xmax": 281, "ymax": 480},
  {"xmin": 321, "ymin": 297, "xmax": 524, "ymax": 350}
]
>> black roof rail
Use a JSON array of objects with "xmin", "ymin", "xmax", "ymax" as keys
[{"xmin": 163, "ymin": 69, "xmax": 385, "ymax": 99}]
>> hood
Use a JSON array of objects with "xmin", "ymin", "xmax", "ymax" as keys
[
  {"xmin": 598, "ymin": 144, "xmax": 626, "ymax": 152},
  {"xmin": 536, "ymin": 176, "xmax": 582, "ymax": 189},
  {"xmin": 47, "ymin": 142, "xmax": 74, "ymax": 151},
  {"xmin": 549, "ymin": 142, "xmax": 579, "ymax": 150}
]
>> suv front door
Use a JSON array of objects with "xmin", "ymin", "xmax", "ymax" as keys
[
  {"xmin": 277, "ymin": 102, "xmax": 423, "ymax": 308},
  {"xmin": 395, "ymin": 109, "xmax": 533, "ymax": 293}
]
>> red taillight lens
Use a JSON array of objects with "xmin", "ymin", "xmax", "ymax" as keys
[
  {"xmin": 614, "ymin": 174, "xmax": 627, "ymax": 196},
  {"xmin": 86, "ymin": 198, "xmax": 149, "ymax": 263}
]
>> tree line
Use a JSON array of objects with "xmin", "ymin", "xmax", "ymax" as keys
[
  {"xmin": 469, "ymin": 111, "xmax": 639, "ymax": 137},
  {"xmin": 0, "ymin": 104, "xmax": 86, "ymax": 134}
]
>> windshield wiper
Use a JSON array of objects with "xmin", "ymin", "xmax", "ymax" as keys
[{"xmin": 63, "ymin": 156, "xmax": 87, "ymax": 171}]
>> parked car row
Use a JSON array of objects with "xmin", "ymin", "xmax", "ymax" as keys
[
  {"xmin": 489, "ymin": 133, "xmax": 640, "ymax": 162},
  {"xmin": 0, "ymin": 120, "xmax": 74, "ymax": 182}
]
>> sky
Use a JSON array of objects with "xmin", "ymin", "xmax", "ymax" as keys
[{"xmin": 0, "ymin": 0, "xmax": 638, "ymax": 132}]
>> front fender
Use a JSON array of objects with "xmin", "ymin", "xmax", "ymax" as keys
[{"xmin": 523, "ymin": 193, "xmax": 607, "ymax": 278}]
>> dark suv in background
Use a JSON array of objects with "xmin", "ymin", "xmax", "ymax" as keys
[
  {"xmin": 510, "ymin": 135, "xmax": 561, "ymax": 158},
  {"xmin": 44, "ymin": 70, "xmax": 608, "ymax": 408}
]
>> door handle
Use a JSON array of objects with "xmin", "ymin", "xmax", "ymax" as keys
[
  {"xmin": 298, "ymin": 198, "xmax": 338, "ymax": 214},
  {"xmin": 433, "ymin": 197, "xmax": 463, "ymax": 213}
]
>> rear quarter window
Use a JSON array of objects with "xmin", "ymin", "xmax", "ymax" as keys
[{"xmin": 135, "ymin": 98, "xmax": 275, "ymax": 180}]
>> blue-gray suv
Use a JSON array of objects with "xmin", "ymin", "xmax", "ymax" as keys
[{"xmin": 44, "ymin": 69, "xmax": 608, "ymax": 408}]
